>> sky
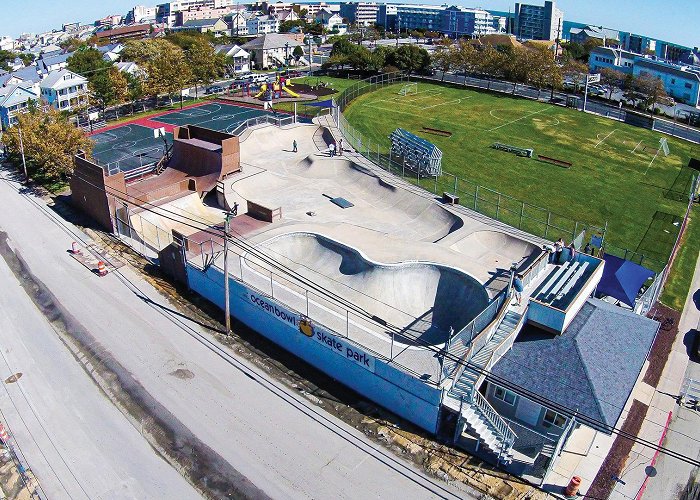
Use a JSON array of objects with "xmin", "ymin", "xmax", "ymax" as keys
[{"xmin": 0, "ymin": 0, "xmax": 698, "ymax": 49}]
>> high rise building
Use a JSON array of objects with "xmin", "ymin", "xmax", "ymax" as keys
[{"xmin": 513, "ymin": 1, "xmax": 563, "ymax": 40}]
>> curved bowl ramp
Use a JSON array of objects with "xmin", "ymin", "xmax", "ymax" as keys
[
  {"xmin": 451, "ymin": 230, "xmax": 540, "ymax": 268},
  {"xmin": 256, "ymin": 232, "xmax": 489, "ymax": 345}
]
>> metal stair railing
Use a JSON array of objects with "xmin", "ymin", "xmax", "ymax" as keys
[{"xmin": 467, "ymin": 385, "xmax": 517, "ymax": 452}]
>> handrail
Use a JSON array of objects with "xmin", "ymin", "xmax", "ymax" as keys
[
  {"xmin": 469, "ymin": 387, "xmax": 517, "ymax": 444},
  {"xmin": 478, "ymin": 306, "xmax": 527, "ymax": 386},
  {"xmin": 520, "ymin": 250, "xmax": 549, "ymax": 289}
]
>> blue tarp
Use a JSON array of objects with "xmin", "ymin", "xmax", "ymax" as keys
[
  {"xmin": 598, "ymin": 254, "xmax": 655, "ymax": 308},
  {"xmin": 305, "ymin": 99, "xmax": 336, "ymax": 108}
]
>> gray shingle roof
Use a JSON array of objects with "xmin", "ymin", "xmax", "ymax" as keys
[
  {"xmin": 491, "ymin": 298, "xmax": 658, "ymax": 431},
  {"xmin": 182, "ymin": 18, "xmax": 223, "ymax": 28},
  {"xmin": 241, "ymin": 33, "xmax": 301, "ymax": 51}
]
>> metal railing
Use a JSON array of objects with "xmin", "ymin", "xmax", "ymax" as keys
[
  {"xmin": 469, "ymin": 386, "xmax": 517, "ymax": 449},
  {"xmin": 228, "ymin": 113, "xmax": 295, "ymax": 136}
]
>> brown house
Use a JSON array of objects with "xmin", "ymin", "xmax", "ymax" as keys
[{"xmin": 94, "ymin": 24, "xmax": 151, "ymax": 43}]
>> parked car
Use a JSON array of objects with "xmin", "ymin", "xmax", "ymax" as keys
[
  {"xmin": 657, "ymin": 96, "xmax": 676, "ymax": 107},
  {"xmin": 588, "ymin": 85, "xmax": 606, "ymax": 96},
  {"xmin": 205, "ymin": 85, "xmax": 224, "ymax": 94}
]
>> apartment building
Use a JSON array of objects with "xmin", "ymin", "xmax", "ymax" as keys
[
  {"xmin": 441, "ymin": 6, "xmax": 496, "ymax": 38},
  {"xmin": 513, "ymin": 0, "xmax": 563, "ymax": 40},
  {"xmin": 339, "ymin": 2, "xmax": 379, "ymax": 27}
]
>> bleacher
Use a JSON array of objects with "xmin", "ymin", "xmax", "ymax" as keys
[
  {"xmin": 491, "ymin": 142, "xmax": 533, "ymax": 158},
  {"xmin": 531, "ymin": 258, "xmax": 595, "ymax": 311}
]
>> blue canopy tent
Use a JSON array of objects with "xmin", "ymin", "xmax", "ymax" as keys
[
  {"xmin": 305, "ymin": 99, "xmax": 336, "ymax": 108},
  {"xmin": 597, "ymin": 254, "xmax": 655, "ymax": 308}
]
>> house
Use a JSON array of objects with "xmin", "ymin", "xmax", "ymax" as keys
[
  {"xmin": 214, "ymin": 45, "xmax": 251, "ymax": 74},
  {"xmin": 1, "ymin": 66, "xmax": 43, "ymax": 96},
  {"xmin": 177, "ymin": 18, "xmax": 230, "ymax": 36},
  {"xmin": 39, "ymin": 69, "xmax": 89, "ymax": 111},
  {"xmin": 314, "ymin": 9, "xmax": 342, "ymax": 28},
  {"xmin": 569, "ymin": 25, "xmax": 620, "ymax": 47},
  {"xmin": 115, "ymin": 61, "xmax": 146, "ymax": 78},
  {"xmin": 94, "ymin": 24, "xmax": 151, "ymax": 44},
  {"xmin": 8, "ymin": 57, "xmax": 26, "ymax": 72},
  {"xmin": 0, "ymin": 85, "xmax": 39, "ymax": 130},
  {"xmin": 241, "ymin": 33, "xmax": 302, "ymax": 69},
  {"xmin": 225, "ymin": 10, "xmax": 251, "ymax": 36},
  {"xmin": 275, "ymin": 9, "xmax": 300, "ymax": 22},
  {"xmin": 97, "ymin": 43, "xmax": 125, "ymax": 62},
  {"xmin": 246, "ymin": 15, "xmax": 280, "ymax": 35},
  {"xmin": 37, "ymin": 52, "xmax": 72, "ymax": 74}
]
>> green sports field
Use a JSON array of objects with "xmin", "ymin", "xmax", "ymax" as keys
[{"xmin": 344, "ymin": 82, "xmax": 698, "ymax": 267}]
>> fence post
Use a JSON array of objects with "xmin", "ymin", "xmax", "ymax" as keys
[
  {"xmin": 496, "ymin": 194, "xmax": 501, "ymax": 220},
  {"xmin": 474, "ymin": 185, "xmax": 479, "ymax": 210},
  {"xmin": 390, "ymin": 332, "xmax": 394, "ymax": 360},
  {"xmin": 453, "ymin": 175, "xmax": 457, "ymax": 195},
  {"xmin": 434, "ymin": 175, "xmax": 438, "ymax": 195},
  {"xmin": 519, "ymin": 202, "xmax": 525, "ymax": 229},
  {"xmin": 544, "ymin": 212, "xmax": 551, "ymax": 238},
  {"xmin": 573, "ymin": 221, "xmax": 579, "ymax": 242}
]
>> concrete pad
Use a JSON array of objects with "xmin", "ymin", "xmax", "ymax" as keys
[{"xmin": 632, "ymin": 382, "xmax": 655, "ymax": 405}]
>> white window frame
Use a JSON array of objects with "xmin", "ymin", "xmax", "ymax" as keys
[
  {"xmin": 543, "ymin": 409, "xmax": 567, "ymax": 429},
  {"xmin": 494, "ymin": 386, "xmax": 517, "ymax": 405}
]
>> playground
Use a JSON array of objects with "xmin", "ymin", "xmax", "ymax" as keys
[{"xmin": 343, "ymin": 81, "xmax": 699, "ymax": 272}]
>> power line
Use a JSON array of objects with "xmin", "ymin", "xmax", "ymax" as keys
[{"xmin": 64, "ymin": 167, "xmax": 700, "ymax": 468}]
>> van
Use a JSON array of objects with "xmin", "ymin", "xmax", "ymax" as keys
[{"xmin": 658, "ymin": 96, "xmax": 676, "ymax": 107}]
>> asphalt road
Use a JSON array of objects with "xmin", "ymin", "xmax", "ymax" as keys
[
  {"xmin": 0, "ymin": 232, "xmax": 200, "ymax": 498},
  {"xmin": 0, "ymin": 174, "xmax": 473, "ymax": 499}
]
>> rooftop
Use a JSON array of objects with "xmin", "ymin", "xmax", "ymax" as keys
[
  {"xmin": 491, "ymin": 298, "xmax": 658, "ymax": 430},
  {"xmin": 242, "ymin": 33, "xmax": 302, "ymax": 50}
]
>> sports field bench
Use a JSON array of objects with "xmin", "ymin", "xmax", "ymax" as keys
[{"xmin": 491, "ymin": 142, "xmax": 534, "ymax": 158}]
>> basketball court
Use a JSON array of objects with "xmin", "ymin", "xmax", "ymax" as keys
[
  {"xmin": 150, "ymin": 102, "xmax": 272, "ymax": 134},
  {"xmin": 91, "ymin": 124, "xmax": 172, "ymax": 173}
]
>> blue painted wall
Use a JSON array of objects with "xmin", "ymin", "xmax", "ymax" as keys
[{"xmin": 187, "ymin": 263, "xmax": 443, "ymax": 434}]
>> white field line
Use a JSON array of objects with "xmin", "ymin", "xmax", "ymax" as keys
[
  {"xmin": 594, "ymin": 129, "xmax": 618, "ymax": 148},
  {"xmin": 629, "ymin": 139, "xmax": 644, "ymax": 154},
  {"xmin": 487, "ymin": 106, "xmax": 552, "ymax": 132},
  {"xmin": 423, "ymin": 98, "xmax": 467, "ymax": 109},
  {"xmin": 644, "ymin": 148, "xmax": 660, "ymax": 175}
]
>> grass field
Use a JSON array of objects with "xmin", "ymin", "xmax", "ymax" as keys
[{"xmin": 344, "ymin": 81, "xmax": 699, "ymax": 307}]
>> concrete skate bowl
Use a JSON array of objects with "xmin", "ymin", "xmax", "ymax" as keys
[
  {"xmin": 451, "ymin": 230, "xmax": 541, "ymax": 270},
  {"xmin": 290, "ymin": 157, "xmax": 464, "ymax": 241},
  {"xmin": 254, "ymin": 232, "xmax": 489, "ymax": 346}
]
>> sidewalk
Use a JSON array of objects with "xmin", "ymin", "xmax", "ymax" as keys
[{"xmin": 610, "ymin": 250, "xmax": 700, "ymax": 499}]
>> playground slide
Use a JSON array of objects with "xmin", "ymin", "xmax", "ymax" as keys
[
  {"xmin": 253, "ymin": 83, "xmax": 267, "ymax": 98},
  {"xmin": 281, "ymin": 85, "xmax": 300, "ymax": 98}
]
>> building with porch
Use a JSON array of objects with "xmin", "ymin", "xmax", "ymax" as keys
[
  {"xmin": 39, "ymin": 69, "xmax": 89, "ymax": 111},
  {"xmin": 0, "ymin": 85, "xmax": 39, "ymax": 130}
]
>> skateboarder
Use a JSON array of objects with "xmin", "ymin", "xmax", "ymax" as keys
[
  {"xmin": 232, "ymin": 201, "xmax": 239, "ymax": 217},
  {"xmin": 293, "ymin": 139, "xmax": 298, "ymax": 152}
]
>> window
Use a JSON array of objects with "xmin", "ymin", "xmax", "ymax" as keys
[
  {"xmin": 543, "ymin": 409, "xmax": 567, "ymax": 428},
  {"xmin": 685, "ymin": 83, "xmax": 693, "ymax": 89},
  {"xmin": 671, "ymin": 78, "xmax": 676, "ymax": 84},
  {"xmin": 494, "ymin": 386, "xmax": 517, "ymax": 405}
]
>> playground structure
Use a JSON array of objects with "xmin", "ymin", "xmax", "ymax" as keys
[{"xmin": 252, "ymin": 74, "xmax": 300, "ymax": 100}]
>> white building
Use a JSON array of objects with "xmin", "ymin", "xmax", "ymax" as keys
[
  {"xmin": 156, "ymin": 0, "xmax": 236, "ymax": 26},
  {"xmin": 227, "ymin": 11, "xmax": 251, "ymax": 36},
  {"xmin": 129, "ymin": 5, "xmax": 158, "ymax": 23},
  {"xmin": 39, "ymin": 69, "xmax": 89, "ymax": 111},
  {"xmin": 241, "ymin": 33, "xmax": 302, "ymax": 69},
  {"xmin": 339, "ymin": 2, "xmax": 379, "ymax": 27},
  {"xmin": 246, "ymin": 15, "xmax": 280, "ymax": 35},
  {"xmin": 215, "ymin": 44, "xmax": 251, "ymax": 73},
  {"xmin": 0, "ymin": 36, "xmax": 16, "ymax": 51}
]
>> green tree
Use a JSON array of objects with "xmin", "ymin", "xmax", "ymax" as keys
[
  {"xmin": 431, "ymin": 42, "xmax": 453, "ymax": 81},
  {"xmin": 599, "ymin": 67, "xmax": 625, "ymax": 99},
  {"xmin": 186, "ymin": 37, "xmax": 224, "ymax": 97},
  {"xmin": 453, "ymin": 40, "xmax": 477, "ymax": 84},
  {"xmin": 67, "ymin": 47, "xmax": 111, "ymax": 78},
  {"xmin": 122, "ymin": 39, "xmax": 193, "ymax": 105},
  {"xmin": 634, "ymin": 74, "xmax": 667, "ymax": 113},
  {"xmin": 2, "ymin": 108, "xmax": 93, "ymax": 182},
  {"xmin": 292, "ymin": 45, "xmax": 304, "ymax": 60},
  {"xmin": 386, "ymin": 44, "xmax": 431, "ymax": 75}
]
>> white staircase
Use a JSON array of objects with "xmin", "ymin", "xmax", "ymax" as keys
[{"xmin": 449, "ymin": 309, "xmax": 524, "ymax": 464}]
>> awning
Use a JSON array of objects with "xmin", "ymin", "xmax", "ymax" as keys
[
  {"xmin": 305, "ymin": 99, "xmax": 336, "ymax": 108},
  {"xmin": 597, "ymin": 254, "xmax": 655, "ymax": 308}
]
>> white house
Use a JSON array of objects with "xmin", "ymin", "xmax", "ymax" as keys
[
  {"xmin": 115, "ymin": 61, "xmax": 146, "ymax": 78},
  {"xmin": 40, "ymin": 69, "xmax": 89, "ymax": 111},
  {"xmin": 241, "ymin": 33, "xmax": 302, "ymax": 69},
  {"xmin": 37, "ymin": 52, "xmax": 72, "ymax": 74},
  {"xmin": 214, "ymin": 44, "xmax": 251, "ymax": 74},
  {"xmin": 226, "ymin": 11, "xmax": 250, "ymax": 36},
  {"xmin": 246, "ymin": 15, "xmax": 280, "ymax": 35},
  {"xmin": 315, "ymin": 9, "xmax": 344, "ymax": 31}
]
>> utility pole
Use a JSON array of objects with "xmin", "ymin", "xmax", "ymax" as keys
[
  {"xmin": 223, "ymin": 212, "xmax": 232, "ymax": 335},
  {"xmin": 18, "ymin": 126, "xmax": 28, "ymax": 182},
  {"xmin": 396, "ymin": 16, "xmax": 400, "ymax": 47}
]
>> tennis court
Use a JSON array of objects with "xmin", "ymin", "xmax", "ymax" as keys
[
  {"xmin": 92, "ymin": 124, "xmax": 172, "ymax": 173},
  {"xmin": 151, "ymin": 102, "xmax": 272, "ymax": 134}
]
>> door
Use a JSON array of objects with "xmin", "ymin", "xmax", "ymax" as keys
[{"xmin": 515, "ymin": 396, "xmax": 541, "ymax": 426}]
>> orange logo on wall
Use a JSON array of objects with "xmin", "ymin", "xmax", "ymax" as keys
[{"xmin": 299, "ymin": 317, "xmax": 314, "ymax": 337}]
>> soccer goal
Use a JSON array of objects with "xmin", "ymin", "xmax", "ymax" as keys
[
  {"xmin": 659, "ymin": 137, "xmax": 670, "ymax": 157},
  {"xmin": 398, "ymin": 83, "xmax": 418, "ymax": 96}
]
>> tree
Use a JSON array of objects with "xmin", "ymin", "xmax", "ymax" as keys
[
  {"xmin": 386, "ymin": 44, "xmax": 430, "ymax": 75},
  {"xmin": 599, "ymin": 67, "xmax": 625, "ymax": 99},
  {"xmin": 292, "ymin": 45, "xmax": 304, "ymax": 60},
  {"xmin": 67, "ymin": 47, "xmax": 111, "ymax": 78},
  {"xmin": 526, "ymin": 45, "xmax": 562, "ymax": 97},
  {"xmin": 2, "ymin": 108, "xmax": 93, "ymax": 182},
  {"xmin": 59, "ymin": 37, "xmax": 85, "ymax": 52},
  {"xmin": 453, "ymin": 41, "xmax": 477, "ymax": 84},
  {"xmin": 186, "ymin": 37, "xmax": 224, "ymax": 96},
  {"xmin": 431, "ymin": 42, "xmax": 453, "ymax": 81},
  {"xmin": 634, "ymin": 74, "xmax": 667, "ymax": 113},
  {"xmin": 122, "ymin": 39, "xmax": 193, "ymax": 104},
  {"xmin": 561, "ymin": 59, "xmax": 588, "ymax": 89}
]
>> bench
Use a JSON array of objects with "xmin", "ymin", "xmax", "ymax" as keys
[
  {"xmin": 492, "ymin": 142, "xmax": 534, "ymax": 158},
  {"xmin": 442, "ymin": 192, "xmax": 459, "ymax": 205},
  {"xmin": 536, "ymin": 155, "xmax": 572, "ymax": 168},
  {"xmin": 422, "ymin": 126, "xmax": 452, "ymax": 137}
]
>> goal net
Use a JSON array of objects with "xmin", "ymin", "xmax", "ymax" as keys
[
  {"xmin": 659, "ymin": 137, "xmax": 670, "ymax": 156},
  {"xmin": 398, "ymin": 83, "xmax": 417, "ymax": 96}
]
